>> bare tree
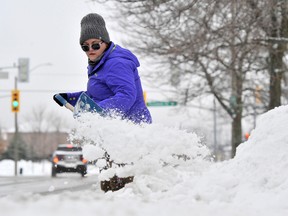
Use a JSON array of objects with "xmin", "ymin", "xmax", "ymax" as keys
[
  {"xmin": 92, "ymin": 0, "xmax": 270, "ymax": 157},
  {"xmin": 22, "ymin": 106, "xmax": 69, "ymax": 159},
  {"xmin": 90, "ymin": 0, "xmax": 288, "ymax": 157},
  {"xmin": 248, "ymin": 0, "xmax": 288, "ymax": 109}
]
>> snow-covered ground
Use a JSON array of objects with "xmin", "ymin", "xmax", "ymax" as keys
[
  {"xmin": 1, "ymin": 105, "xmax": 288, "ymax": 216},
  {"xmin": 0, "ymin": 160, "xmax": 51, "ymax": 176}
]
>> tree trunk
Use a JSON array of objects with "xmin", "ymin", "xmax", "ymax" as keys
[
  {"xmin": 231, "ymin": 112, "xmax": 242, "ymax": 157},
  {"xmin": 230, "ymin": 71, "xmax": 243, "ymax": 157},
  {"xmin": 267, "ymin": 0, "xmax": 287, "ymax": 110},
  {"xmin": 268, "ymin": 51, "xmax": 283, "ymax": 109}
]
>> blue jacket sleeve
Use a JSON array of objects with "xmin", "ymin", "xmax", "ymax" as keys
[{"xmin": 98, "ymin": 61, "xmax": 137, "ymax": 113}]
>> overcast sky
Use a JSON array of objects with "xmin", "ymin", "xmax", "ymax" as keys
[
  {"xmin": 0, "ymin": 0, "xmax": 155, "ymax": 130},
  {"xmin": 0, "ymin": 0, "xmax": 233, "ymax": 153}
]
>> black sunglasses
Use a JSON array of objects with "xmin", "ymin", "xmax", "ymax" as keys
[{"xmin": 81, "ymin": 42, "xmax": 103, "ymax": 52}]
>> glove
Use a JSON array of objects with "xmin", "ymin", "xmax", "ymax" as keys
[{"xmin": 53, "ymin": 93, "xmax": 68, "ymax": 107}]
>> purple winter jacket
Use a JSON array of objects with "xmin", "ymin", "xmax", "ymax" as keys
[{"xmin": 67, "ymin": 42, "xmax": 152, "ymax": 124}]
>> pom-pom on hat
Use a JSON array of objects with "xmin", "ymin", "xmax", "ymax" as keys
[{"xmin": 79, "ymin": 13, "xmax": 110, "ymax": 44}]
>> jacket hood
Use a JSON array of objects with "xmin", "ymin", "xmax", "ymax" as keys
[
  {"xmin": 107, "ymin": 43, "xmax": 140, "ymax": 68},
  {"xmin": 87, "ymin": 42, "xmax": 140, "ymax": 76}
]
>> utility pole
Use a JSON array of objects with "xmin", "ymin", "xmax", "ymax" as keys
[
  {"xmin": 14, "ymin": 76, "xmax": 19, "ymax": 176},
  {"xmin": 1, "ymin": 60, "xmax": 52, "ymax": 176},
  {"xmin": 213, "ymin": 97, "xmax": 217, "ymax": 159}
]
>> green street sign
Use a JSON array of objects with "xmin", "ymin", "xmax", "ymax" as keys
[{"xmin": 147, "ymin": 101, "xmax": 177, "ymax": 107}]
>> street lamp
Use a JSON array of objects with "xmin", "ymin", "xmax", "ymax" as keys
[
  {"xmin": 18, "ymin": 58, "xmax": 52, "ymax": 83},
  {"xmin": 30, "ymin": 62, "xmax": 53, "ymax": 73},
  {"xmin": 0, "ymin": 61, "xmax": 52, "ymax": 82},
  {"xmin": 0, "ymin": 59, "xmax": 52, "ymax": 176},
  {"xmin": 14, "ymin": 60, "xmax": 52, "ymax": 175}
]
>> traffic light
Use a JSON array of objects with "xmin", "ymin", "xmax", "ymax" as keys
[
  {"xmin": 11, "ymin": 90, "xmax": 20, "ymax": 112},
  {"xmin": 143, "ymin": 91, "xmax": 147, "ymax": 104}
]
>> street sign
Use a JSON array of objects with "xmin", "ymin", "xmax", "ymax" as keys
[
  {"xmin": 0, "ymin": 71, "xmax": 9, "ymax": 79},
  {"xmin": 147, "ymin": 101, "xmax": 177, "ymax": 107}
]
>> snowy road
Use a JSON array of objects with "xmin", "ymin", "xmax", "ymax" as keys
[{"xmin": 0, "ymin": 174, "xmax": 98, "ymax": 197}]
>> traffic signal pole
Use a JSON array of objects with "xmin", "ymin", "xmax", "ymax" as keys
[
  {"xmin": 2, "ymin": 59, "xmax": 50, "ymax": 176},
  {"xmin": 14, "ymin": 76, "xmax": 19, "ymax": 176}
]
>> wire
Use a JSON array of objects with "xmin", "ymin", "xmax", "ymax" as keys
[{"xmin": 0, "ymin": 89, "xmax": 77, "ymax": 93}]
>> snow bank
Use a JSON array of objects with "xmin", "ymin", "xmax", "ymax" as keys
[
  {"xmin": 235, "ymin": 105, "xmax": 288, "ymax": 190},
  {"xmin": 1, "ymin": 105, "xmax": 288, "ymax": 216},
  {"xmin": 0, "ymin": 160, "xmax": 51, "ymax": 176},
  {"xmin": 183, "ymin": 105, "xmax": 288, "ymax": 214},
  {"xmin": 69, "ymin": 113, "xmax": 212, "ymax": 196}
]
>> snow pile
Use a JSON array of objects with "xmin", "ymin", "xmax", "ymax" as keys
[
  {"xmin": 182, "ymin": 105, "xmax": 288, "ymax": 213},
  {"xmin": 231, "ymin": 105, "xmax": 288, "ymax": 207},
  {"xmin": 1, "ymin": 105, "xmax": 288, "ymax": 216},
  {"xmin": 69, "ymin": 105, "xmax": 288, "ymax": 213},
  {"xmin": 69, "ymin": 113, "xmax": 212, "ymax": 195}
]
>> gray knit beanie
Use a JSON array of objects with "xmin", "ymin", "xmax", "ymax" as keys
[{"xmin": 79, "ymin": 13, "xmax": 110, "ymax": 44}]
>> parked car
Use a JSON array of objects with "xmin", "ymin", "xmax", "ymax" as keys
[{"xmin": 51, "ymin": 144, "xmax": 87, "ymax": 177}]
